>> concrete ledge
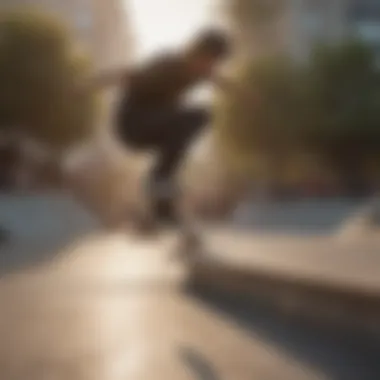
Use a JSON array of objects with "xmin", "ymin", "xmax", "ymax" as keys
[
  {"xmin": 0, "ymin": 193, "xmax": 100, "ymax": 241},
  {"xmin": 188, "ymin": 258, "xmax": 380, "ymax": 336},
  {"xmin": 0, "ymin": 193, "xmax": 101, "ymax": 273}
]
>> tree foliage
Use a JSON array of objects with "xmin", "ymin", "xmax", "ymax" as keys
[
  {"xmin": 0, "ymin": 10, "xmax": 97, "ymax": 149},
  {"xmin": 305, "ymin": 40, "xmax": 380, "ymax": 186},
  {"xmin": 307, "ymin": 41, "xmax": 380, "ymax": 144},
  {"xmin": 225, "ymin": 0, "xmax": 286, "ymax": 27},
  {"xmin": 215, "ymin": 39, "xmax": 380, "ymax": 188},
  {"xmin": 215, "ymin": 55, "xmax": 308, "ymax": 180}
]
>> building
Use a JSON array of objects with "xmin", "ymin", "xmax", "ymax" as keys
[
  {"xmin": 0, "ymin": 0, "xmax": 132, "ymax": 69},
  {"xmin": 346, "ymin": 0, "xmax": 380, "ymax": 55},
  {"xmin": 228, "ymin": 0, "xmax": 380, "ymax": 61},
  {"xmin": 288, "ymin": 0, "xmax": 380, "ymax": 60}
]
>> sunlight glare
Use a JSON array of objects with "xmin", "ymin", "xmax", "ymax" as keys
[{"xmin": 127, "ymin": 0, "xmax": 218, "ymax": 60}]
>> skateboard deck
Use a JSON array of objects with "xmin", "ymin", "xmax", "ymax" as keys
[{"xmin": 125, "ymin": 206, "xmax": 203, "ymax": 262}]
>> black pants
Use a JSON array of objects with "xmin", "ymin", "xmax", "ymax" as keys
[{"xmin": 117, "ymin": 107, "xmax": 209, "ymax": 219}]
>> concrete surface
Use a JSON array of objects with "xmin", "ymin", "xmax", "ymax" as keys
[
  {"xmin": 1, "ymin": 194, "xmax": 380, "ymax": 379},
  {"xmin": 1, "ymin": 230, "xmax": 380, "ymax": 379},
  {"xmin": 0, "ymin": 232, "xmax": 324, "ymax": 380},
  {"xmin": 232, "ymin": 199, "xmax": 365, "ymax": 234},
  {"xmin": 2, "ymin": 195, "xmax": 378, "ymax": 286},
  {"xmin": 0, "ymin": 193, "xmax": 100, "ymax": 242},
  {"xmin": 202, "ymin": 226, "xmax": 380, "ymax": 294}
]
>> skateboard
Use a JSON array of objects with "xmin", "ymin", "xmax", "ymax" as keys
[{"xmin": 126, "ymin": 198, "xmax": 203, "ymax": 261}]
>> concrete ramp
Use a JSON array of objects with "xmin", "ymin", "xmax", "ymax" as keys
[
  {"xmin": 337, "ymin": 198, "xmax": 380, "ymax": 239},
  {"xmin": 190, "ymin": 225, "xmax": 380, "ymax": 335},
  {"xmin": 0, "ymin": 194, "xmax": 100, "ymax": 243},
  {"xmin": 0, "ymin": 194, "xmax": 101, "ymax": 272},
  {"xmin": 0, "ymin": 219, "xmax": 323, "ymax": 380}
]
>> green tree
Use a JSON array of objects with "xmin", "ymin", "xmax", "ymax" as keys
[
  {"xmin": 305, "ymin": 40, "xmax": 380, "ymax": 190},
  {"xmin": 215, "ymin": 39, "xmax": 380, "ymax": 192},
  {"xmin": 215, "ymin": 55, "xmax": 308, "ymax": 183},
  {"xmin": 0, "ymin": 10, "xmax": 97, "ymax": 149}
]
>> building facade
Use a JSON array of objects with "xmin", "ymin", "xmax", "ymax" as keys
[
  {"xmin": 288, "ymin": 0, "xmax": 380, "ymax": 60},
  {"xmin": 228, "ymin": 0, "xmax": 380, "ymax": 61},
  {"xmin": 346, "ymin": 0, "xmax": 380, "ymax": 55}
]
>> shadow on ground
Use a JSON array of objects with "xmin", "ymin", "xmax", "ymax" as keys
[
  {"xmin": 179, "ymin": 346, "xmax": 221, "ymax": 380},
  {"xmin": 188, "ymin": 287, "xmax": 380, "ymax": 380}
]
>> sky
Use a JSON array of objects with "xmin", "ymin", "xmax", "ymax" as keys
[{"xmin": 127, "ymin": 0, "xmax": 218, "ymax": 60}]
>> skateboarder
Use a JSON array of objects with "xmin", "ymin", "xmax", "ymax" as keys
[{"xmin": 90, "ymin": 28, "xmax": 231, "ymax": 228}]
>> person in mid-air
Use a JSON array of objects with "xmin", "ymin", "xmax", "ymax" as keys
[{"xmin": 91, "ymin": 28, "xmax": 232, "ymax": 229}]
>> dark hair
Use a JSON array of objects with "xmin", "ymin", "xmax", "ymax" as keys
[{"xmin": 189, "ymin": 28, "xmax": 231, "ymax": 59}]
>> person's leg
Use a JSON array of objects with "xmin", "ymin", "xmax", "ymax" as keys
[
  {"xmin": 113, "ymin": 112, "xmax": 159, "ymax": 230},
  {"xmin": 149, "ymin": 108, "xmax": 209, "ymax": 223},
  {"xmin": 116, "ymin": 106, "xmax": 209, "ymax": 226}
]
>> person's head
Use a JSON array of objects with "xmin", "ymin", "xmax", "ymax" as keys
[{"xmin": 184, "ymin": 28, "xmax": 231, "ymax": 78}]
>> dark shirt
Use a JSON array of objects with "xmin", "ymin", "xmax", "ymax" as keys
[{"xmin": 120, "ymin": 53, "xmax": 201, "ymax": 115}]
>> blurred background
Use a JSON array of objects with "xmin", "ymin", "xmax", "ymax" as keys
[
  {"xmin": 0, "ymin": 0, "xmax": 380, "ymax": 214},
  {"xmin": 0, "ymin": 1, "xmax": 380, "ymax": 380}
]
